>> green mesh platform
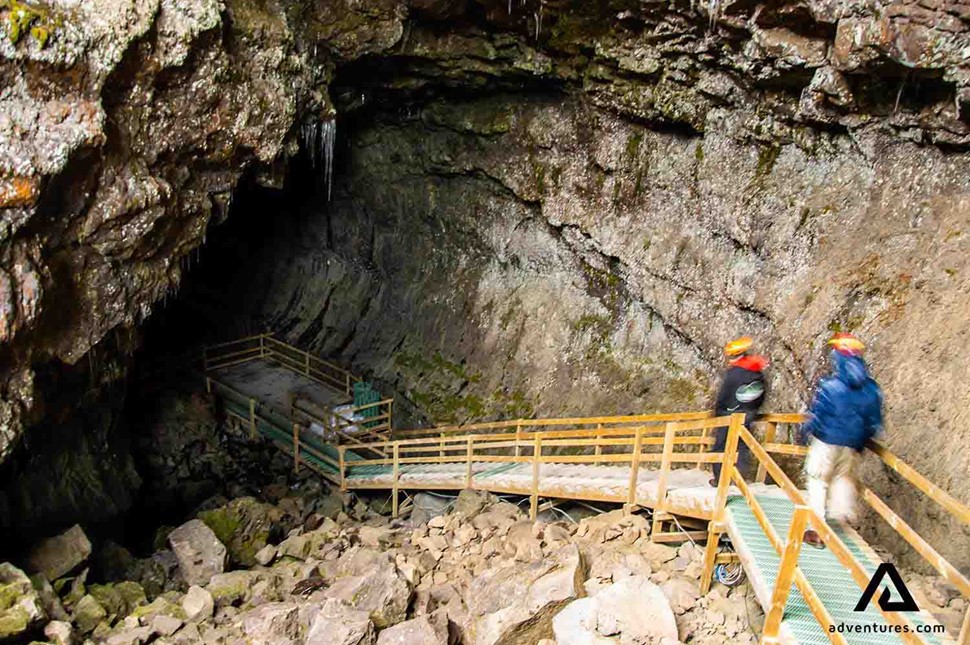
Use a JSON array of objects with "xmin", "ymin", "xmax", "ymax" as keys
[
  {"xmin": 727, "ymin": 495, "xmax": 945, "ymax": 644},
  {"xmin": 344, "ymin": 463, "xmax": 400, "ymax": 479},
  {"xmin": 475, "ymin": 462, "xmax": 523, "ymax": 479}
]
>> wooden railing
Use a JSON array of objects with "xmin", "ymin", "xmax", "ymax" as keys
[
  {"xmin": 291, "ymin": 394, "xmax": 394, "ymax": 453},
  {"xmin": 340, "ymin": 413, "xmax": 734, "ymax": 529},
  {"xmin": 203, "ymin": 333, "xmax": 361, "ymax": 398},
  {"xmin": 700, "ymin": 414, "xmax": 970, "ymax": 644},
  {"xmin": 211, "ymin": 378, "xmax": 344, "ymax": 475},
  {"xmin": 203, "ymin": 334, "xmax": 394, "ymax": 457}
]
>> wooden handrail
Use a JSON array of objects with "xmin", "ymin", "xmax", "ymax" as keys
[
  {"xmin": 392, "ymin": 411, "xmax": 712, "ymax": 437},
  {"xmin": 361, "ymin": 416, "xmax": 733, "ymax": 451},
  {"xmin": 862, "ymin": 487, "xmax": 970, "ymax": 598},
  {"xmin": 204, "ymin": 334, "xmax": 266, "ymax": 351},
  {"xmin": 731, "ymin": 424, "xmax": 925, "ymax": 643},
  {"xmin": 865, "ymin": 440, "xmax": 970, "ymax": 525}
]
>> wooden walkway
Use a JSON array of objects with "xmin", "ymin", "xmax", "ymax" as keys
[{"xmin": 202, "ymin": 335, "xmax": 970, "ymax": 645}]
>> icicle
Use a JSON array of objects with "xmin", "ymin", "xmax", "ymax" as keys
[
  {"xmin": 508, "ymin": 0, "xmax": 512, "ymax": 13},
  {"xmin": 321, "ymin": 119, "xmax": 336, "ymax": 201},
  {"xmin": 301, "ymin": 117, "xmax": 337, "ymax": 200}
]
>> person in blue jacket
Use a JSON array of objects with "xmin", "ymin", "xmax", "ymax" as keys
[{"xmin": 799, "ymin": 333, "xmax": 883, "ymax": 548}]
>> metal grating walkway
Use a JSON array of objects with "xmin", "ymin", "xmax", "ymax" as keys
[{"xmin": 726, "ymin": 495, "xmax": 946, "ymax": 644}]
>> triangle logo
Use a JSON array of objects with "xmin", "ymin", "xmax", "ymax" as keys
[{"xmin": 854, "ymin": 563, "xmax": 919, "ymax": 612}]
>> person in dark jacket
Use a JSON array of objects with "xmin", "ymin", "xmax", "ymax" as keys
[
  {"xmin": 799, "ymin": 333, "xmax": 883, "ymax": 548},
  {"xmin": 711, "ymin": 337, "xmax": 769, "ymax": 484}
]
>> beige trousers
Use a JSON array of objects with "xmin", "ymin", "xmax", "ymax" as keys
[{"xmin": 805, "ymin": 438, "xmax": 860, "ymax": 524}]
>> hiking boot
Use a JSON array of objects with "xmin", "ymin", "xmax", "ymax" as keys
[{"xmin": 803, "ymin": 529, "xmax": 825, "ymax": 549}]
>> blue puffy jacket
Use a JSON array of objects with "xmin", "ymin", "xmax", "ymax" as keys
[{"xmin": 803, "ymin": 351, "xmax": 883, "ymax": 450}]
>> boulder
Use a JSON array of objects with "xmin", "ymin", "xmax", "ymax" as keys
[
  {"xmin": 104, "ymin": 624, "xmax": 154, "ymax": 645},
  {"xmin": 587, "ymin": 546, "xmax": 651, "ymax": 586},
  {"xmin": 465, "ymin": 543, "xmax": 586, "ymax": 645},
  {"xmin": 324, "ymin": 559, "xmax": 412, "ymax": 628},
  {"xmin": 306, "ymin": 598, "xmax": 376, "ymax": 645},
  {"xmin": 0, "ymin": 563, "xmax": 46, "ymax": 640},
  {"xmin": 236, "ymin": 602, "xmax": 302, "ymax": 642},
  {"xmin": 72, "ymin": 594, "xmax": 107, "ymax": 635},
  {"xmin": 28, "ymin": 525, "xmax": 92, "ymax": 581},
  {"xmin": 168, "ymin": 519, "xmax": 227, "ymax": 587},
  {"xmin": 31, "ymin": 574, "xmax": 69, "ymax": 621},
  {"xmin": 256, "ymin": 544, "xmax": 278, "ymax": 566},
  {"xmin": 128, "ymin": 595, "xmax": 186, "ymax": 624},
  {"xmin": 453, "ymin": 490, "xmax": 492, "ymax": 519},
  {"xmin": 182, "ymin": 585, "xmax": 214, "ymax": 621},
  {"xmin": 316, "ymin": 492, "xmax": 346, "ymax": 520},
  {"xmin": 87, "ymin": 582, "xmax": 146, "ymax": 621},
  {"xmin": 198, "ymin": 496, "xmax": 281, "ymax": 567},
  {"xmin": 411, "ymin": 493, "xmax": 454, "ymax": 526},
  {"xmin": 206, "ymin": 570, "xmax": 260, "ymax": 608},
  {"xmin": 151, "ymin": 613, "xmax": 184, "ymax": 636},
  {"xmin": 44, "ymin": 619, "xmax": 73, "ymax": 645},
  {"xmin": 554, "ymin": 576, "xmax": 678, "ymax": 645},
  {"xmin": 359, "ymin": 526, "xmax": 397, "ymax": 548},
  {"xmin": 660, "ymin": 576, "xmax": 701, "ymax": 615},
  {"xmin": 377, "ymin": 610, "xmax": 450, "ymax": 645},
  {"xmin": 276, "ymin": 521, "xmax": 339, "ymax": 560}
]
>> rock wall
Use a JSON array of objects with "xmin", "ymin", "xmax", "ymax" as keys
[
  {"xmin": 210, "ymin": 91, "xmax": 970, "ymax": 568},
  {"xmin": 4, "ymin": 0, "xmax": 970, "ymax": 567},
  {"xmin": 0, "ymin": 0, "xmax": 406, "ymax": 460}
]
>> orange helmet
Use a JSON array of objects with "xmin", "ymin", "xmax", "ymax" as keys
[
  {"xmin": 724, "ymin": 337, "xmax": 754, "ymax": 357},
  {"xmin": 828, "ymin": 332, "xmax": 865, "ymax": 355}
]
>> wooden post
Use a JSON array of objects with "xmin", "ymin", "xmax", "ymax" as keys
[
  {"xmin": 958, "ymin": 606, "xmax": 969, "ymax": 645},
  {"xmin": 595, "ymin": 423, "xmax": 603, "ymax": 457},
  {"xmin": 515, "ymin": 423, "xmax": 522, "ymax": 458},
  {"xmin": 701, "ymin": 414, "xmax": 744, "ymax": 594},
  {"xmin": 762, "ymin": 505, "xmax": 810, "ymax": 642},
  {"xmin": 698, "ymin": 426, "xmax": 710, "ymax": 469},
  {"xmin": 259, "ymin": 335, "xmax": 265, "ymax": 357},
  {"xmin": 338, "ymin": 446, "xmax": 347, "ymax": 491},
  {"xmin": 205, "ymin": 376, "xmax": 212, "ymax": 394},
  {"xmin": 392, "ymin": 443, "xmax": 400, "ymax": 517},
  {"xmin": 756, "ymin": 422, "xmax": 777, "ymax": 484},
  {"xmin": 345, "ymin": 372, "xmax": 351, "ymax": 397},
  {"xmin": 249, "ymin": 398, "xmax": 257, "ymax": 439},
  {"xmin": 626, "ymin": 425, "xmax": 644, "ymax": 512},
  {"xmin": 292, "ymin": 423, "xmax": 301, "ymax": 473},
  {"xmin": 465, "ymin": 436, "xmax": 474, "ymax": 488},
  {"xmin": 530, "ymin": 434, "xmax": 541, "ymax": 519},
  {"xmin": 652, "ymin": 422, "xmax": 676, "ymax": 536}
]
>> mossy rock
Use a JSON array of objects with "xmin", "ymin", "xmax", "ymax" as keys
[
  {"xmin": 205, "ymin": 571, "xmax": 258, "ymax": 608},
  {"xmin": 0, "ymin": 605, "xmax": 30, "ymax": 639},
  {"xmin": 129, "ymin": 595, "xmax": 186, "ymax": 622},
  {"xmin": 72, "ymin": 594, "xmax": 106, "ymax": 634},
  {"xmin": 87, "ymin": 581, "xmax": 146, "ymax": 621},
  {"xmin": 198, "ymin": 497, "xmax": 278, "ymax": 567},
  {"xmin": 0, "ymin": 563, "xmax": 45, "ymax": 639},
  {"xmin": 115, "ymin": 582, "xmax": 147, "ymax": 613}
]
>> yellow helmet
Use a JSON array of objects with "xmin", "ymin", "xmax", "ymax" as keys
[
  {"xmin": 828, "ymin": 333, "xmax": 865, "ymax": 355},
  {"xmin": 724, "ymin": 337, "xmax": 754, "ymax": 357}
]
